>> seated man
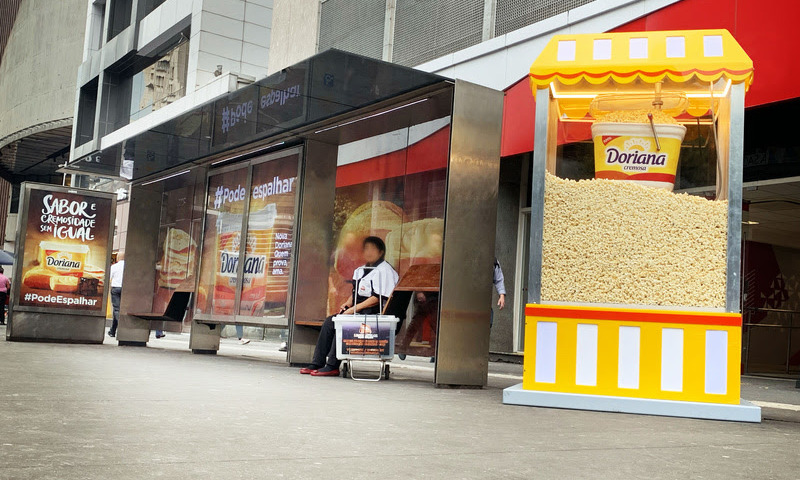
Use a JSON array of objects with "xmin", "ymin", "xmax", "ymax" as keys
[{"xmin": 300, "ymin": 236, "xmax": 399, "ymax": 377}]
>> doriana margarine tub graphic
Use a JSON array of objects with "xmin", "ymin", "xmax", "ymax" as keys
[{"xmin": 589, "ymin": 92, "xmax": 688, "ymax": 190}]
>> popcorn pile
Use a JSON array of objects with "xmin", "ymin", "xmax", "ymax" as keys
[
  {"xmin": 541, "ymin": 173, "xmax": 728, "ymax": 308},
  {"xmin": 594, "ymin": 109, "xmax": 678, "ymax": 124}
]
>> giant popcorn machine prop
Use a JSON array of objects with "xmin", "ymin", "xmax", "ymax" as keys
[{"xmin": 503, "ymin": 30, "xmax": 761, "ymax": 422}]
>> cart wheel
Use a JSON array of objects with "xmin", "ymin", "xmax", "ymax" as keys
[
  {"xmin": 341, "ymin": 362, "xmax": 349, "ymax": 378},
  {"xmin": 383, "ymin": 364, "xmax": 390, "ymax": 380}
]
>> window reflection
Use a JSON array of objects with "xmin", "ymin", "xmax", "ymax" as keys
[
  {"xmin": 327, "ymin": 117, "xmax": 450, "ymax": 357},
  {"xmin": 130, "ymin": 39, "xmax": 189, "ymax": 122}
]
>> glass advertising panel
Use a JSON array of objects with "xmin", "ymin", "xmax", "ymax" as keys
[
  {"xmin": 195, "ymin": 148, "xmax": 301, "ymax": 324},
  {"xmin": 195, "ymin": 166, "xmax": 250, "ymax": 318},
  {"xmin": 15, "ymin": 184, "xmax": 114, "ymax": 315},
  {"xmin": 150, "ymin": 169, "xmax": 205, "ymax": 331},
  {"xmin": 238, "ymin": 154, "xmax": 299, "ymax": 319},
  {"xmin": 328, "ymin": 118, "xmax": 450, "ymax": 356}
]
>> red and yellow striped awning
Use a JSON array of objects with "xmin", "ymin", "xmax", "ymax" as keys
[{"xmin": 530, "ymin": 29, "xmax": 754, "ymax": 90}]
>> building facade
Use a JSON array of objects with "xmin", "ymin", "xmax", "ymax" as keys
[
  {"xmin": 267, "ymin": 0, "xmax": 800, "ymax": 370},
  {"xmin": 69, "ymin": 0, "xmax": 277, "ymax": 251},
  {"xmin": 0, "ymin": 0, "xmax": 87, "ymax": 252},
  {"xmin": 65, "ymin": 0, "xmax": 800, "ymax": 372}
]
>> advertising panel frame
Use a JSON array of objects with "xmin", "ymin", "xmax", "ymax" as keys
[
  {"xmin": 10, "ymin": 182, "xmax": 116, "ymax": 319},
  {"xmin": 193, "ymin": 145, "xmax": 303, "ymax": 328}
]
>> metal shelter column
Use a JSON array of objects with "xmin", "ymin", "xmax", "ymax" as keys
[{"xmin": 435, "ymin": 80, "xmax": 504, "ymax": 387}]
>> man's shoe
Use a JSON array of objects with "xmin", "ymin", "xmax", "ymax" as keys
[
  {"xmin": 155, "ymin": 333, "xmax": 166, "ymax": 339},
  {"xmin": 300, "ymin": 365, "xmax": 321, "ymax": 374},
  {"xmin": 108, "ymin": 332, "xmax": 115, "ymax": 338},
  {"xmin": 310, "ymin": 366, "xmax": 340, "ymax": 377},
  {"xmin": 239, "ymin": 339, "xmax": 250, "ymax": 345},
  {"xmin": 278, "ymin": 342, "xmax": 288, "ymax": 352}
]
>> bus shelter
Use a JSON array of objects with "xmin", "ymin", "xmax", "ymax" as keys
[{"xmin": 66, "ymin": 50, "xmax": 504, "ymax": 387}]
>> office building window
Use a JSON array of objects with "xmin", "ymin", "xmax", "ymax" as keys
[
  {"xmin": 107, "ymin": 0, "xmax": 133, "ymax": 40},
  {"xmin": 130, "ymin": 38, "xmax": 190, "ymax": 122},
  {"xmin": 76, "ymin": 78, "xmax": 99, "ymax": 147},
  {"xmin": 139, "ymin": 0, "xmax": 167, "ymax": 18}
]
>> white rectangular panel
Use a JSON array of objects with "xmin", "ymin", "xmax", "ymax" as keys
[
  {"xmin": 666, "ymin": 36, "xmax": 686, "ymax": 58},
  {"xmin": 593, "ymin": 39, "xmax": 612, "ymax": 60},
  {"xmin": 557, "ymin": 40, "xmax": 576, "ymax": 61},
  {"xmin": 618, "ymin": 326, "xmax": 640, "ymax": 389},
  {"xmin": 576, "ymin": 324, "xmax": 598, "ymax": 386},
  {"xmin": 629, "ymin": 37, "xmax": 648, "ymax": 59},
  {"xmin": 534, "ymin": 322, "xmax": 558, "ymax": 383},
  {"xmin": 661, "ymin": 328, "xmax": 684, "ymax": 392},
  {"xmin": 703, "ymin": 35, "xmax": 724, "ymax": 57},
  {"xmin": 705, "ymin": 330, "xmax": 728, "ymax": 395}
]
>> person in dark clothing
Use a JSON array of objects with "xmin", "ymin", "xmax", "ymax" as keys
[{"xmin": 301, "ymin": 236, "xmax": 399, "ymax": 377}]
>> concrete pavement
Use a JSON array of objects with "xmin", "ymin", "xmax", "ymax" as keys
[{"xmin": 2, "ymin": 326, "xmax": 800, "ymax": 479}]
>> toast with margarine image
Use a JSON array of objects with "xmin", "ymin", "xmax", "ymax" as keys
[
  {"xmin": 157, "ymin": 227, "xmax": 197, "ymax": 289},
  {"xmin": 21, "ymin": 242, "xmax": 105, "ymax": 295}
]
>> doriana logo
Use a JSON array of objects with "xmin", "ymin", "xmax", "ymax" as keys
[
  {"xmin": 218, "ymin": 251, "xmax": 267, "ymax": 277},
  {"xmin": 604, "ymin": 138, "xmax": 668, "ymax": 172}
]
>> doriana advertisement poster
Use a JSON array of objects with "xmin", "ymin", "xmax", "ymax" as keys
[{"xmin": 16, "ymin": 186, "xmax": 113, "ymax": 313}]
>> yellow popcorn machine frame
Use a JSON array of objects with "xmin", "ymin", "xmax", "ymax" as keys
[{"xmin": 503, "ymin": 30, "xmax": 761, "ymax": 422}]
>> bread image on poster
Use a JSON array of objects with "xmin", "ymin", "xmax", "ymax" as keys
[
  {"xmin": 22, "ymin": 267, "xmax": 55, "ymax": 290},
  {"xmin": 158, "ymin": 227, "xmax": 197, "ymax": 289},
  {"xmin": 22, "ymin": 257, "xmax": 105, "ymax": 295},
  {"xmin": 385, "ymin": 217, "xmax": 444, "ymax": 272},
  {"xmin": 333, "ymin": 201, "xmax": 404, "ymax": 278},
  {"xmin": 50, "ymin": 276, "xmax": 79, "ymax": 293}
]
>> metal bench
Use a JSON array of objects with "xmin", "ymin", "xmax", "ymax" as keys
[{"xmin": 129, "ymin": 290, "xmax": 191, "ymax": 323}]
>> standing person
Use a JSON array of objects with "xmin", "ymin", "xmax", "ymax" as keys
[
  {"xmin": 300, "ymin": 236, "xmax": 399, "ymax": 377},
  {"xmin": 278, "ymin": 329, "xmax": 288, "ymax": 352},
  {"xmin": 492, "ymin": 258, "xmax": 506, "ymax": 326},
  {"xmin": 0, "ymin": 266, "xmax": 9, "ymax": 325},
  {"xmin": 108, "ymin": 252, "xmax": 124, "ymax": 337},
  {"xmin": 235, "ymin": 325, "xmax": 250, "ymax": 345}
]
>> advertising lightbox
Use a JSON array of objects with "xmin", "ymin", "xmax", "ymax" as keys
[{"xmin": 12, "ymin": 183, "xmax": 116, "ymax": 317}]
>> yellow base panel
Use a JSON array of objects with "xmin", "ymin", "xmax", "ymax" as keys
[{"xmin": 522, "ymin": 304, "xmax": 742, "ymax": 405}]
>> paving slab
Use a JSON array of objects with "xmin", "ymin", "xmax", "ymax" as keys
[{"xmin": 2, "ymin": 327, "xmax": 800, "ymax": 479}]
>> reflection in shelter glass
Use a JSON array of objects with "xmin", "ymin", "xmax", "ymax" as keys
[
  {"xmin": 238, "ymin": 154, "xmax": 299, "ymax": 318},
  {"xmin": 328, "ymin": 117, "xmax": 450, "ymax": 356},
  {"xmin": 151, "ymin": 169, "xmax": 204, "ymax": 331},
  {"xmin": 196, "ymin": 167, "xmax": 249, "ymax": 317}
]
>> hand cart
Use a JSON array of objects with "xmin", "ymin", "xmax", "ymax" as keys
[
  {"xmin": 333, "ymin": 265, "xmax": 398, "ymax": 382},
  {"xmin": 333, "ymin": 314, "xmax": 399, "ymax": 381}
]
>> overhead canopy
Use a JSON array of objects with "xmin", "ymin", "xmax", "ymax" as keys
[
  {"xmin": 529, "ymin": 29, "xmax": 754, "ymax": 118},
  {"xmin": 65, "ymin": 49, "xmax": 451, "ymax": 182}
]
